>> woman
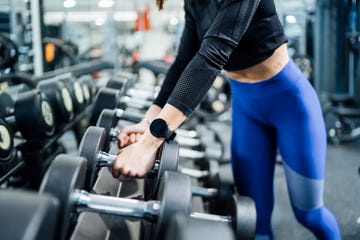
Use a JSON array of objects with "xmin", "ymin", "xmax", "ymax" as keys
[{"xmin": 112, "ymin": 0, "xmax": 341, "ymax": 239}]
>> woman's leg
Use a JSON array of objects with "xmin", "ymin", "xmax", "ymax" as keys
[
  {"xmin": 231, "ymin": 90, "xmax": 278, "ymax": 239},
  {"xmin": 272, "ymin": 65, "xmax": 341, "ymax": 239}
]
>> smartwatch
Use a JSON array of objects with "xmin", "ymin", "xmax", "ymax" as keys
[{"xmin": 149, "ymin": 118, "xmax": 176, "ymax": 142}]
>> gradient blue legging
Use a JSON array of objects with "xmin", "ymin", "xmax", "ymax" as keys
[{"xmin": 229, "ymin": 59, "xmax": 341, "ymax": 240}]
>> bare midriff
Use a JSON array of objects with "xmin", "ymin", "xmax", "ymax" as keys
[{"xmin": 226, "ymin": 43, "xmax": 289, "ymax": 83}]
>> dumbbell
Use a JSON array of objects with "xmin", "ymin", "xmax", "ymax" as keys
[
  {"xmin": 0, "ymin": 116, "xmax": 15, "ymax": 162},
  {"xmin": 79, "ymin": 125, "xmax": 221, "ymax": 200},
  {"xmin": 78, "ymin": 74, "xmax": 96, "ymax": 106},
  {"xmin": 40, "ymin": 155, "xmax": 256, "ymax": 240},
  {"xmin": 0, "ymin": 189, "xmax": 59, "ymax": 240},
  {"xmin": 96, "ymin": 108, "xmax": 222, "ymax": 158},
  {"xmin": 0, "ymin": 89, "xmax": 56, "ymax": 140},
  {"xmin": 96, "ymin": 109, "xmax": 223, "ymax": 188},
  {"xmin": 105, "ymin": 73, "xmax": 159, "ymax": 102},
  {"xmin": 58, "ymin": 74, "xmax": 86, "ymax": 113},
  {"xmin": 37, "ymin": 78, "xmax": 74, "ymax": 127},
  {"xmin": 89, "ymin": 87, "xmax": 152, "ymax": 125},
  {"xmin": 96, "ymin": 108, "xmax": 212, "ymax": 151},
  {"xmin": 78, "ymin": 126, "xmax": 178, "ymax": 191}
]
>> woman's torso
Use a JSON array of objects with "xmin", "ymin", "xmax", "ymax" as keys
[{"xmin": 186, "ymin": 0, "xmax": 288, "ymax": 82}]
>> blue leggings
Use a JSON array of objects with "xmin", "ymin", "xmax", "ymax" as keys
[{"xmin": 229, "ymin": 59, "xmax": 341, "ymax": 240}]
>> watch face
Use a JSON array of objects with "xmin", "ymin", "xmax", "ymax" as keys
[{"xmin": 150, "ymin": 119, "xmax": 168, "ymax": 138}]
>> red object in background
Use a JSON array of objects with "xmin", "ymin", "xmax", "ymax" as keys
[{"xmin": 135, "ymin": 3, "xmax": 151, "ymax": 31}]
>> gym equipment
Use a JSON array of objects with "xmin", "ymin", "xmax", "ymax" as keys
[
  {"xmin": 0, "ymin": 32, "xmax": 19, "ymax": 71},
  {"xmin": 90, "ymin": 87, "xmax": 152, "ymax": 125},
  {"xmin": 0, "ymin": 189, "xmax": 59, "ymax": 240},
  {"xmin": 167, "ymin": 213, "xmax": 235, "ymax": 240},
  {"xmin": 1, "ymin": 89, "xmax": 56, "ymax": 139},
  {"xmin": 96, "ymin": 108, "xmax": 222, "ymax": 159},
  {"xmin": 37, "ymin": 78, "xmax": 74, "ymax": 127},
  {"xmin": 40, "ymin": 155, "xmax": 256, "ymax": 240},
  {"xmin": 0, "ymin": 116, "xmax": 14, "ymax": 162},
  {"xmin": 58, "ymin": 74, "xmax": 86, "ymax": 113},
  {"xmin": 96, "ymin": 108, "xmax": 144, "ymax": 151},
  {"xmin": 78, "ymin": 126, "xmax": 178, "ymax": 191}
]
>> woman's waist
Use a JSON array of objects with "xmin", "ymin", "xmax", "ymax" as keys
[{"xmin": 226, "ymin": 43, "xmax": 289, "ymax": 83}]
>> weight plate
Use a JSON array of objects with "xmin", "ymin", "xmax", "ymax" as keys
[
  {"xmin": 78, "ymin": 126, "xmax": 106, "ymax": 190},
  {"xmin": 89, "ymin": 88, "xmax": 120, "ymax": 126},
  {"xmin": 60, "ymin": 77, "xmax": 85, "ymax": 113},
  {"xmin": 166, "ymin": 213, "xmax": 235, "ymax": 240},
  {"xmin": 96, "ymin": 109, "xmax": 117, "ymax": 151},
  {"xmin": 0, "ymin": 33, "xmax": 19, "ymax": 70},
  {"xmin": 82, "ymin": 83, "xmax": 91, "ymax": 104},
  {"xmin": 61, "ymin": 87, "xmax": 74, "ymax": 115},
  {"xmin": 156, "ymin": 171, "xmax": 192, "ymax": 240},
  {"xmin": 0, "ymin": 117, "xmax": 14, "ymax": 162},
  {"xmin": 154, "ymin": 141, "xmax": 180, "ymax": 197},
  {"xmin": 229, "ymin": 194, "xmax": 256, "ymax": 240},
  {"xmin": 41, "ymin": 100, "xmax": 54, "ymax": 127},
  {"xmin": 0, "ymin": 92, "xmax": 14, "ymax": 116},
  {"xmin": 39, "ymin": 154, "xmax": 86, "ymax": 240},
  {"xmin": 15, "ymin": 90, "xmax": 55, "ymax": 139},
  {"xmin": 38, "ymin": 80, "xmax": 74, "ymax": 124},
  {"xmin": 73, "ymin": 81, "xmax": 84, "ymax": 105}
]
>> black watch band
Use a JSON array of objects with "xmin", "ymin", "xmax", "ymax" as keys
[{"xmin": 149, "ymin": 118, "xmax": 176, "ymax": 142}]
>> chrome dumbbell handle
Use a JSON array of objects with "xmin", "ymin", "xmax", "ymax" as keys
[
  {"xmin": 73, "ymin": 190, "xmax": 160, "ymax": 221},
  {"xmin": 191, "ymin": 212, "xmax": 231, "ymax": 224}
]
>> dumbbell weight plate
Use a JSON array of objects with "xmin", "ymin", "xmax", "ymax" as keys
[
  {"xmin": 39, "ymin": 154, "xmax": 87, "ymax": 240},
  {"xmin": 90, "ymin": 88, "xmax": 120, "ymax": 126},
  {"xmin": 229, "ymin": 194, "xmax": 256, "ymax": 240},
  {"xmin": 154, "ymin": 141, "xmax": 179, "ymax": 195},
  {"xmin": 96, "ymin": 109, "xmax": 117, "ymax": 151},
  {"xmin": 155, "ymin": 171, "xmax": 192, "ymax": 240},
  {"xmin": 15, "ymin": 89, "xmax": 55, "ymax": 139},
  {"xmin": 37, "ymin": 79, "xmax": 74, "ymax": 125},
  {"xmin": 0, "ymin": 117, "xmax": 14, "ymax": 162},
  {"xmin": 78, "ymin": 126, "xmax": 106, "ymax": 190},
  {"xmin": 144, "ymin": 141, "xmax": 180, "ymax": 200}
]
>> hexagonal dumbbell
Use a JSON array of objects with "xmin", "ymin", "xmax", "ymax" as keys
[
  {"xmin": 89, "ymin": 87, "xmax": 152, "ymax": 125},
  {"xmin": 1, "ymin": 89, "xmax": 56, "ymax": 140},
  {"xmin": 77, "ymin": 126, "xmax": 178, "ymax": 192},
  {"xmin": 40, "ymin": 155, "xmax": 256, "ymax": 240},
  {"xmin": 37, "ymin": 78, "xmax": 74, "ymax": 128}
]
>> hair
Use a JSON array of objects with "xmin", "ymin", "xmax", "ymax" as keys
[{"xmin": 156, "ymin": 0, "xmax": 165, "ymax": 10}]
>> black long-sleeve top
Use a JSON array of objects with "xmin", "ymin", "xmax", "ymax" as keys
[{"xmin": 153, "ymin": 0, "xmax": 288, "ymax": 116}]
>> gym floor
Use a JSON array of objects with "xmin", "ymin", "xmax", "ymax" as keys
[{"xmin": 210, "ymin": 120, "xmax": 360, "ymax": 240}]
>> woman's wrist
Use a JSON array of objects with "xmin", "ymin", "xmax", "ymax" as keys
[{"xmin": 140, "ymin": 130, "xmax": 164, "ymax": 149}]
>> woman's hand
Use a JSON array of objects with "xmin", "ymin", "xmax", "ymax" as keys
[
  {"xmin": 116, "ymin": 119, "xmax": 149, "ymax": 147},
  {"xmin": 112, "ymin": 136, "xmax": 162, "ymax": 178}
]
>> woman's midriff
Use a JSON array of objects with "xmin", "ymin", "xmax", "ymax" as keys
[{"xmin": 226, "ymin": 43, "xmax": 289, "ymax": 83}]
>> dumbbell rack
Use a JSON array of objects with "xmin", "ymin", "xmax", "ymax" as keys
[{"xmin": 70, "ymin": 144, "xmax": 207, "ymax": 240}]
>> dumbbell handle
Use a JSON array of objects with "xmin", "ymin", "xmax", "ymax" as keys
[
  {"xmin": 180, "ymin": 167, "xmax": 209, "ymax": 179},
  {"xmin": 96, "ymin": 151, "xmax": 161, "ymax": 172},
  {"xmin": 74, "ymin": 190, "xmax": 160, "ymax": 221},
  {"xmin": 192, "ymin": 186, "xmax": 218, "ymax": 198},
  {"xmin": 97, "ymin": 151, "xmax": 117, "ymax": 167},
  {"xmin": 74, "ymin": 189, "xmax": 231, "ymax": 224},
  {"xmin": 114, "ymin": 109, "xmax": 143, "ymax": 123},
  {"xmin": 191, "ymin": 212, "xmax": 231, "ymax": 224},
  {"xmin": 98, "ymin": 149, "xmax": 212, "ymax": 180}
]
